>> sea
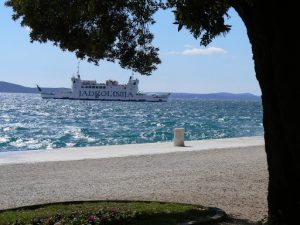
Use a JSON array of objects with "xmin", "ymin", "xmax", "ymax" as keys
[{"xmin": 0, "ymin": 93, "xmax": 263, "ymax": 152}]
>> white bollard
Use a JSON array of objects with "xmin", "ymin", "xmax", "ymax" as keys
[{"xmin": 174, "ymin": 128, "xmax": 185, "ymax": 147}]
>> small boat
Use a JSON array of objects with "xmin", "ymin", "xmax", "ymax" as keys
[{"xmin": 37, "ymin": 73, "xmax": 170, "ymax": 102}]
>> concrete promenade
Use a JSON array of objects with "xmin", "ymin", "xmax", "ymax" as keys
[
  {"xmin": 0, "ymin": 136, "xmax": 263, "ymax": 165},
  {"xmin": 0, "ymin": 137, "xmax": 267, "ymax": 224}
]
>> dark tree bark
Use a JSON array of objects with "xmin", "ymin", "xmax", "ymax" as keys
[{"xmin": 234, "ymin": 1, "xmax": 300, "ymax": 224}]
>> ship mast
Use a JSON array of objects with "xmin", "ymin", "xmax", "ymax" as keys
[{"xmin": 77, "ymin": 61, "xmax": 80, "ymax": 78}]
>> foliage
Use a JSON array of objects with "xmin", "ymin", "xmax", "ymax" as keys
[
  {"xmin": 5, "ymin": 0, "xmax": 164, "ymax": 75},
  {"xmin": 167, "ymin": 0, "xmax": 231, "ymax": 46},
  {"xmin": 4, "ymin": 0, "xmax": 237, "ymax": 75},
  {"xmin": 9, "ymin": 208, "xmax": 135, "ymax": 225},
  {"xmin": 0, "ymin": 201, "xmax": 221, "ymax": 225}
]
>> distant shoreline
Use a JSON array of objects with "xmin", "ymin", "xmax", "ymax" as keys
[{"xmin": 0, "ymin": 81, "xmax": 261, "ymax": 101}]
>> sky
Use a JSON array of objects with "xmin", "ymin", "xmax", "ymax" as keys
[{"xmin": 0, "ymin": 3, "xmax": 261, "ymax": 95}]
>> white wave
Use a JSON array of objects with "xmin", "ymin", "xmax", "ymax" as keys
[
  {"xmin": 3, "ymin": 127, "xmax": 12, "ymax": 132},
  {"xmin": 0, "ymin": 137, "xmax": 9, "ymax": 143},
  {"xmin": 86, "ymin": 137, "xmax": 96, "ymax": 142}
]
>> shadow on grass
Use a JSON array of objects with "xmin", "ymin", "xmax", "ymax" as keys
[
  {"xmin": 129, "ymin": 208, "xmax": 225, "ymax": 225},
  {"xmin": 220, "ymin": 215, "xmax": 263, "ymax": 225}
]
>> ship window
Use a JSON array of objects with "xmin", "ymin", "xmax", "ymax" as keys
[
  {"xmin": 100, "ymin": 86, "xmax": 102, "ymax": 89},
  {"xmin": 133, "ymin": 82, "xmax": 136, "ymax": 85},
  {"xmin": 81, "ymin": 86, "xmax": 84, "ymax": 88},
  {"xmin": 124, "ymin": 87, "xmax": 126, "ymax": 89},
  {"xmin": 92, "ymin": 86, "xmax": 95, "ymax": 88},
  {"xmin": 103, "ymin": 86, "xmax": 106, "ymax": 89},
  {"xmin": 89, "ymin": 86, "xmax": 91, "ymax": 88}
]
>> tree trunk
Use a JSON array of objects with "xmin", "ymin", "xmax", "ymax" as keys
[{"xmin": 233, "ymin": 1, "xmax": 300, "ymax": 224}]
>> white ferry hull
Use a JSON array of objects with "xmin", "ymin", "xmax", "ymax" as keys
[
  {"xmin": 41, "ymin": 92, "xmax": 169, "ymax": 102},
  {"xmin": 38, "ymin": 76, "xmax": 170, "ymax": 102},
  {"xmin": 41, "ymin": 92, "xmax": 71, "ymax": 99}
]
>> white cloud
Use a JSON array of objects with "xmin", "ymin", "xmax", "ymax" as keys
[
  {"xmin": 164, "ymin": 46, "xmax": 227, "ymax": 56},
  {"xmin": 183, "ymin": 47, "xmax": 226, "ymax": 55}
]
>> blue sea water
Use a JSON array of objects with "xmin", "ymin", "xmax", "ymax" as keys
[{"xmin": 0, "ymin": 93, "xmax": 263, "ymax": 152}]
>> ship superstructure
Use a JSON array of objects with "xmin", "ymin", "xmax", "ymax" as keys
[{"xmin": 38, "ymin": 74, "xmax": 170, "ymax": 102}]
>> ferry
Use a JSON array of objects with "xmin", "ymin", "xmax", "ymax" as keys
[{"xmin": 37, "ymin": 73, "xmax": 170, "ymax": 102}]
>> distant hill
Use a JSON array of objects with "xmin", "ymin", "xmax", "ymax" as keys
[
  {"xmin": 0, "ymin": 81, "xmax": 260, "ymax": 101},
  {"xmin": 0, "ymin": 81, "xmax": 69, "ymax": 94},
  {"xmin": 0, "ymin": 81, "xmax": 37, "ymax": 93},
  {"xmin": 170, "ymin": 92, "xmax": 260, "ymax": 101}
]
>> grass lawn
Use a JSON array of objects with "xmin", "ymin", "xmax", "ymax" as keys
[{"xmin": 0, "ymin": 201, "xmax": 225, "ymax": 225}]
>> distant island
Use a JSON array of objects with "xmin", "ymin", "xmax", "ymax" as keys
[
  {"xmin": 170, "ymin": 92, "xmax": 260, "ymax": 101},
  {"xmin": 0, "ymin": 81, "xmax": 70, "ymax": 94},
  {"xmin": 0, "ymin": 81, "xmax": 260, "ymax": 101}
]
